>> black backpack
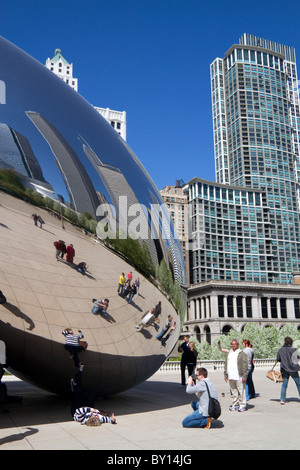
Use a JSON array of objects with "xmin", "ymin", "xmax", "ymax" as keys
[{"xmin": 204, "ymin": 381, "xmax": 221, "ymax": 419}]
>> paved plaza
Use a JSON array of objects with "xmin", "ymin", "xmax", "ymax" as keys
[{"xmin": 1, "ymin": 368, "xmax": 300, "ymax": 451}]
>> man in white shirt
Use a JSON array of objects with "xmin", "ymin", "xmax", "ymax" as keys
[{"xmin": 224, "ymin": 339, "xmax": 249, "ymax": 412}]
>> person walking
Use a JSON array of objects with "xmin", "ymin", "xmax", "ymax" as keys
[
  {"xmin": 276, "ymin": 336, "xmax": 300, "ymax": 405},
  {"xmin": 182, "ymin": 367, "xmax": 218, "ymax": 429},
  {"xmin": 224, "ymin": 339, "xmax": 249, "ymax": 412}
]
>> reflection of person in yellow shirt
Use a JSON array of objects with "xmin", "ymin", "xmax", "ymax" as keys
[{"xmin": 117, "ymin": 272, "xmax": 126, "ymax": 295}]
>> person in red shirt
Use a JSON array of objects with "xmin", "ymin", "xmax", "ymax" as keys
[{"xmin": 66, "ymin": 244, "xmax": 75, "ymax": 263}]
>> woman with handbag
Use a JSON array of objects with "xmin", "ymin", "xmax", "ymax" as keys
[{"xmin": 276, "ymin": 336, "xmax": 300, "ymax": 405}]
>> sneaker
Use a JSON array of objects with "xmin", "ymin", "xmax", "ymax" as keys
[
  {"xmin": 204, "ymin": 417, "xmax": 211, "ymax": 429},
  {"xmin": 238, "ymin": 407, "xmax": 247, "ymax": 412},
  {"xmin": 280, "ymin": 401, "xmax": 286, "ymax": 405},
  {"xmin": 229, "ymin": 405, "xmax": 239, "ymax": 411}
]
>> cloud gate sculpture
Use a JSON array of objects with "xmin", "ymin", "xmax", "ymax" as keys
[{"xmin": 0, "ymin": 36, "xmax": 186, "ymax": 397}]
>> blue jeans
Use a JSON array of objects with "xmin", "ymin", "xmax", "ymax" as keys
[
  {"xmin": 156, "ymin": 327, "xmax": 167, "ymax": 340},
  {"xmin": 92, "ymin": 306, "xmax": 107, "ymax": 316},
  {"xmin": 280, "ymin": 371, "xmax": 300, "ymax": 402},
  {"xmin": 182, "ymin": 401, "xmax": 209, "ymax": 428},
  {"xmin": 245, "ymin": 366, "xmax": 256, "ymax": 401}
]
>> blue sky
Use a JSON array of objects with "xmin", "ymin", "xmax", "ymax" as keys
[{"xmin": 1, "ymin": 0, "xmax": 300, "ymax": 190}]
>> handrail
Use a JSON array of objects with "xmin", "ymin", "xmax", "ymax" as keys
[{"xmin": 158, "ymin": 358, "xmax": 276, "ymax": 372}]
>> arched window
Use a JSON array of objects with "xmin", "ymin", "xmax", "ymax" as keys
[{"xmin": 204, "ymin": 325, "xmax": 211, "ymax": 344}]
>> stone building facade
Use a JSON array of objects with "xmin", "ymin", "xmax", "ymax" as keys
[{"xmin": 185, "ymin": 279, "xmax": 300, "ymax": 343}]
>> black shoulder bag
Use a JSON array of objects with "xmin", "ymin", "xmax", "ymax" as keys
[{"xmin": 204, "ymin": 381, "xmax": 221, "ymax": 419}]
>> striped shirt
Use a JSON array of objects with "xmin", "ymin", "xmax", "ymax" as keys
[
  {"xmin": 62, "ymin": 330, "xmax": 83, "ymax": 346},
  {"xmin": 73, "ymin": 407, "xmax": 113, "ymax": 425}
]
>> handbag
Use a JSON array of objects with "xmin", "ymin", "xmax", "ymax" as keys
[
  {"xmin": 266, "ymin": 362, "xmax": 283, "ymax": 383},
  {"xmin": 204, "ymin": 381, "xmax": 221, "ymax": 419}
]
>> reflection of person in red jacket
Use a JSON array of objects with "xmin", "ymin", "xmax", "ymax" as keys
[
  {"xmin": 54, "ymin": 240, "xmax": 64, "ymax": 260},
  {"xmin": 66, "ymin": 244, "xmax": 75, "ymax": 263}
]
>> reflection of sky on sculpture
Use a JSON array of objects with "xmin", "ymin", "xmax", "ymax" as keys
[{"xmin": 0, "ymin": 35, "xmax": 165, "ymax": 209}]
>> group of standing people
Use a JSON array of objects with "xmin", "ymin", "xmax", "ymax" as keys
[
  {"xmin": 219, "ymin": 338, "xmax": 255, "ymax": 410},
  {"xmin": 117, "ymin": 272, "xmax": 140, "ymax": 304},
  {"xmin": 181, "ymin": 335, "xmax": 300, "ymax": 429},
  {"xmin": 54, "ymin": 240, "xmax": 75, "ymax": 262},
  {"xmin": 53, "ymin": 240, "xmax": 89, "ymax": 275}
]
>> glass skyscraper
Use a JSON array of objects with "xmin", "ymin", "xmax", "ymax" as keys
[{"xmin": 210, "ymin": 34, "xmax": 300, "ymax": 284}]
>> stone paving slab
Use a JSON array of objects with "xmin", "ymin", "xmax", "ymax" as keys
[{"xmin": 1, "ymin": 368, "xmax": 300, "ymax": 451}]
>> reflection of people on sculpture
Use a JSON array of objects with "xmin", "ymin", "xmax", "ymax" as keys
[
  {"xmin": 135, "ymin": 308, "xmax": 156, "ymax": 331},
  {"xmin": 134, "ymin": 277, "xmax": 140, "ymax": 295},
  {"xmin": 161, "ymin": 321, "xmax": 177, "ymax": 347},
  {"xmin": 127, "ymin": 283, "xmax": 137, "ymax": 303},
  {"xmin": 154, "ymin": 301, "xmax": 162, "ymax": 319},
  {"xmin": 37, "ymin": 215, "xmax": 44, "ymax": 228},
  {"xmin": 62, "ymin": 328, "xmax": 87, "ymax": 369},
  {"xmin": 70, "ymin": 368, "xmax": 116, "ymax": 425},
  {"xmin": 92, "ymin": 298, "xmax": 109, "ymax": 316},
  {"xmin": 66, "ymin": 244, "xmax": 75, "ymax": 263},
  {"xmin": 76, "ymin": 261, "xmax": 88, "ymax": 274},
  {"xmin": 54, "ymin": 240, "xmax": 65, "ymax": 260},
  {"xmin": 31, "ymin": 213, "xmax": 38, "ymax": 226},
  {"xmin": 60, "ymin": 241, "xmax": 67, "ymax": 259},
  {"xmin": 156, "ymin": 315, "xmax": 173, "ymax": 341},
  {"xmin": 117, "ymin": 272, "xmax": 126, "ymax": 295},
  {"xmin": 121, "ymin": 280, "xmax": 131, "ymax": 298}
]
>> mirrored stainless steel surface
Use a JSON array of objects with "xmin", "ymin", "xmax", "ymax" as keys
[{"xmin": 0, "ymin": 36, "xmax": 185, "ymax": 396}]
